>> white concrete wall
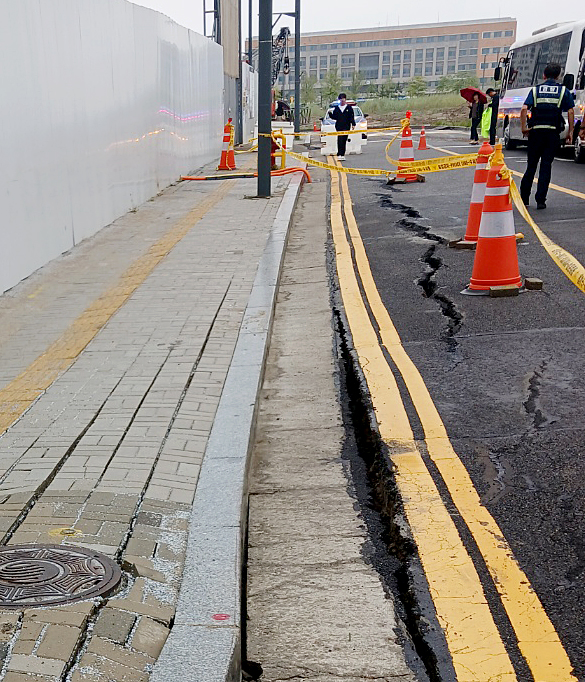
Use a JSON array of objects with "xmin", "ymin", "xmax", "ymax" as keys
[
  {"xmin": 0, "ymin": 0, "xmax": 224, "ymax": 294},
  {"xmin": 242, "ymin": 63, "xmax": 258, "ymax": 144}
]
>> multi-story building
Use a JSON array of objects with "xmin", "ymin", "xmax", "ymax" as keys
[{"xmin": 252, "ymin": 17, "xmax": 517, "ymax": 93}]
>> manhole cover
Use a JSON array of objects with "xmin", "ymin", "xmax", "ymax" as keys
[{"xmin": 0, "ymin": 545, "xmax": 122, "ymax": 608}]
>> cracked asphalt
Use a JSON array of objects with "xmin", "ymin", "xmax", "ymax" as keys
[{"xmin": 338, "ymin": 129, "xmax": 585, "ymax": 679}]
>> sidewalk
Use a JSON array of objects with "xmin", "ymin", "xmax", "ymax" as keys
[{"xmin": 0, "ymin": 155, "xmax": 302, "ymax": 682}]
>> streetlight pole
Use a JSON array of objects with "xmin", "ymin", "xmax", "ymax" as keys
[
  {"xmin": 257, "ymin": 0, "xmax": 272, "ymax": 197},
  {"xmin": 294, "ymin": 0, "xmax": 300, "ymax": 134}
]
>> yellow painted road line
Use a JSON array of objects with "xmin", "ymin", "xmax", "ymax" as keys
[
  {"xmin": 430, "ymin": 144, "xmax": 585, "ymax": 200},
  {"xmin": 336, "ymin": 161, "xmax": 577, "ymax": 681},
  {"xmin": 0, "ymin": 181, "xmax": 235, "ymax": 437},
  {"xmin": 329, "ymin": 159, "xmax": 517, "ymax": 681}
]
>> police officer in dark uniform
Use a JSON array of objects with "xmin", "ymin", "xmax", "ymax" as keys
[
  {"xmin": 329, "ymin": 93, "xmax": 355, "ymax": 160},
  {"xmin": 520, "ymin": 63, "xmax": 574, "ymax": 209}
]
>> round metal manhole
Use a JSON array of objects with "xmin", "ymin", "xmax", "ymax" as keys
[{"xmin": 0, "ymin": 545, "xmax": 122, "ymax": 608}]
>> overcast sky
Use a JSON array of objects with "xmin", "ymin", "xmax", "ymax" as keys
[{"xmin": 131, "ymin": 0, "xmax": 579, "ymax": 46}]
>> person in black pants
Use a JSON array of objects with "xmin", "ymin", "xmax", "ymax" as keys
[
  {"xmin": 468, "ymin": 93, "xmax": 484, "ymax": 144},
  {"xmin": 485, "ymin": 88, "xmax": 500, "ymax": 146},
  {"xmin": 520, "ymin": 63, "xmax": 574, "ymax": 209},
  {"xmin": 329, "ymin": 93, "xmax": 355, "ymax": 160}
]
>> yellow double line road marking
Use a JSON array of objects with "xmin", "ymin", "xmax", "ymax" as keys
[
  {"xmin": 329, "ymin": 157, "xmax": 576, "ymax": 681},
  {"xmin": 0, "ymin": 181, "xmax": 235, "ymax": 437}
]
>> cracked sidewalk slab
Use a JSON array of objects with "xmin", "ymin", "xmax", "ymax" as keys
[
  {"xmin": 246, "ymin": 174, "xmax": 420, "ymax": 682},
  {"xmin": 0, "ymin": 154, "xmax": 305, "ymax": 682}
]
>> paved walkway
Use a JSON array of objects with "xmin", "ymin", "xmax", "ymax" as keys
[{"xmin": 0, "ymin": 157, "xmax": 298, "ymax": 682}]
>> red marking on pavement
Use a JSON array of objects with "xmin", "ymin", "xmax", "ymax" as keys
[{"xmin": 212, "ymin": 614, "xmax": 231, "ymax": 621}]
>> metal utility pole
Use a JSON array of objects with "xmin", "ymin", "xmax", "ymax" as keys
[
  {"xmin": 257, "ymin": 0, "xmax": 272, "ymax": 197},
  {"xmin": 248, "ymin": 0, "xmax": 253, "ymax": 66},
  {"xmin": 294, "ymin": 0, "xmax": 300, "ymax": 134}
]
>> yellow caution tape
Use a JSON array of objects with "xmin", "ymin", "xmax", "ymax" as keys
[
  {"xmin": 384, "ymin": 140, "xmax": 477, "ymax": 172},
  {"xmin": 279, "ymin": 148, "xmax": 390, "ymax": 176},
  {"xmin": 510, "ymin": 180, "xmax": 585, "ymax": 294}
]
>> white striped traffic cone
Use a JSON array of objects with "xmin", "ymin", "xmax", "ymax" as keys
[
  {"xmin": 218, "ymin": 118, "xmax": 236, "ymax": 170},
  {"xmin": 387, "ymin": 121, "xmax": 424, "ymax": 184},
  {"xmin": 462, "ymin": 145, "xmax": 522, "ymax": 295}
]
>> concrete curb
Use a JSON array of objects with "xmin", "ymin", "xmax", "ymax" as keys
[{"xmin": 151, "ymin": 172, "xmax": 305, "ymax": 682}]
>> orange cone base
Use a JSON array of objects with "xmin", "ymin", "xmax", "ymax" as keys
[
  {"xmin": 466, "ymin": 236, "xmax": 522, "ymax": 291},
  {"xmin": 226, "ymin": 151, "xmax": 236, "ymax": 169},
  {"xmin": 463, "ymin": 203, "xmax": 483, "ymax": 242},
  {"xmin": 387, "ymin": 173, "xmax": 425, "ymax": 185}
]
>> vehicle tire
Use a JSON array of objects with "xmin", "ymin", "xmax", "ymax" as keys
[
  {"xmin": 575, "ymin": 137, "xmax": 585, "ymax": 163},
  {"xmin": 504, "ymin": 124, "xmax": 518, "ymax": 150}
]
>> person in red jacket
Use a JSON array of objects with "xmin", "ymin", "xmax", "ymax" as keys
[{"xmin": 329, "ymin": 93, "xmax": 355, "ymax": 160}]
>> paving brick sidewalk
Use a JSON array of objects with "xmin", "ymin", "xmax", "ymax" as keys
[{"xmin": 0, "ymin": 157, "xmax": 297, "ymax": 682}]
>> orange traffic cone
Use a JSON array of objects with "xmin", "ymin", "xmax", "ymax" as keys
[
  {"xmin": 226, "ymin": 120, "xmax": 236, "ymax": 169},
  {"xmin": 418, "ymin": 126, "xmax": 428, "ymax": 151},
  {"xmin": 462, "ymin": 145, "xmax": 522, "ymax": 295},
  {"xmin": 313, "ymin": 122, "xmax": 318, "ymax": 132},
  {"xmin": 456, "ymin": 140, "xmax": 494, "ymax": 246},
  {"xmin": 387, "ymin": 121, "xmax": 424, "ymax": 185},
  {"xmin": 218, "ymin": 118, "xmax": 236, "ymax": 170}
]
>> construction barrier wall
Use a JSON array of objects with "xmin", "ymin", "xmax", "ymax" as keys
[{"xmin": 0, "ymin": 0, "xmax": 224, "ymax": 294}]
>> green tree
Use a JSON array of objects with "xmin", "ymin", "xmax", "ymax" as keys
[
  {"xmin": 380, "ymin": 77, "xmax": 398, "ymax": 98},
  {"xmin": 321, "ymin": 68, "xmax": 343, "ymax": 104},
  {"xmin": 348, "ymin": 71, "xmax": 364, "ymax": 99},
  {"xmin": 436, "ymin": 74, "xmax": 457, "ymax": 93},
  {"xmin": 407, "ymin": 76, "xmax": 427, "ymax": 98},
  {"xmin": 454, "ymin": 71, "xmax": 480, "ymax": 89},
  {"xmin": 301, "ymin": 73, "xmax": 318, "ymax": 104}
]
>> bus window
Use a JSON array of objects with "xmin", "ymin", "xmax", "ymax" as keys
[{"xmin": 508, "ymin": 32, "xmax": 571, "ymax": 88}]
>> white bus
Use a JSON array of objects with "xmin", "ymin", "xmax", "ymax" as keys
[{"xmin": 496, "ymin": 20, "xmax": 585, "ymax": 159}]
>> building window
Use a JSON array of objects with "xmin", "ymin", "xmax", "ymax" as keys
[
  {"xmin": 402, "ymin": 64, "xmax": 411, "ymax": 77},
  {"xmin": 447, "ymin": 62, "xmax": 456, "ymax": 72},
  {"xmin": 392, "ymin": 65, "xmax": 400, "ymax": 76},
  {"xmin": 492, "ymin": 47, "xmax": 500, "ymax": 54},
  {"xmin": 425, "ymin": 36, "xmax": 436, "ymax": 43},
  {"xmin": 310, "ymin": 56, "xmax": 317, "ymax": 68},
  {"xmin": 483, "ymin": 32, "xmax": 491, "ymax": 38},
  {"xmin": 415, "ymin": 49, "xmax": 423, "ymax": 61},
  {"xmin": 436, "ymin": 48, "xmax": 444, "ymax": 59},
  {"xmin": 341, "ymin": 54, "xmax": 355, "ymax": 65},
  {"xmin": 470, "ymin": 33, "xmax": 479, "ymax": 39},
  {"xmin": 330, "ymin": 55, "xmax": 338, "ymax": 67},
  {"xmin": 482, "ymin": 47, "xmax": 490, "ymax": 54},
  {"xmin": 425, "ymin": 63, "xmax": 433, "ymax": 75},
  {"xmin": 416, "ymin": 37, "xmax": 424, "ymax": 43},
  {"xmin": 299, "ymin": 58, "xmax": 306, "ymax": 69},
  {"xmin": 493, "ymin": 31, "xmax": 502, "ymax": 37},
  {"xmin": 426, "ymin": 48, "xmax": 434, "ymax": 60},
  {"xmin": 310, "ymin": 45, "xmax": 320, "ymax": 51},
  {"xmin": 438, "ymin": 35, "xmax": 445, "ymax": 42},
  {"xmin": 448, "ymin": 47, "xmax": 456, "ymax": 58},
  {"xmin": 309, "ymin": 70, "xmax": 317, "ymax": 79},
  {"xmin": 300, "ymin": 46, "xmax": 306, "ymax": 52},
  {"xmin": 435, "ymin": 62, "xmax": 443, "ymax": 75},
  {"xmin": 458, "ymin": 64, "xmax": 467, "ymax": 71},
  {"xmin": 403, "ymin": 37, "xmax": 412, "ymax": 44},
  {"xmin": 359, "ymin": 53, "xmax": 380, "ymax": 80},
  {"xmin": 459, "ymin": 33, "xmax": 469, "ymax": 39},
  {"xmin": 403, "ymin": 50, "xmax": 411, "ymax": 62},
  {"xmin": 393, "ymin": 51, "xmax": 401, "ymax": 62},
  {"xmin": 414, "ymin": 63, "xmax": 422, "ymax": 75},
  {"xmin": 505, "ymin": 30, "xmax": 514, "ymax": 37},
  {"xmin": 341, "ymin": 43, "xmax": 350, "ymax": 48},
  {"xmin": 503, "ymin": 46, "xmax": 510, "ymax": 52},
  {"xmin": 491, "ymin": 62, "xmax": 498, "ymax": 68},
  {"xmin": 341, "ymin": 68, "xmax": 354, "ymax": 79},
  {"xmin": 470, "ymin": 48, "xmax": 478, "ymax": 55},
  {"xmin": 382, "ymin": 66, "xmax": 390, "ymax": 77},
  {"xmin": 480, "ymin": 62, "xmax": 489, "ymax": 69},
  {"xmin": 320, "ymin": 56, "xmax": 327, "ymax": 68},
  {"xmin": 319, "ymin": 70, "xmax": 327, "ymax": 80},
  {"xmin": 382, "ymin": 51, "xmax": 390, "ymax": 63},
  {"xmin": 459, "ymin": 49, "xmax": 467, "ymax": 56}
]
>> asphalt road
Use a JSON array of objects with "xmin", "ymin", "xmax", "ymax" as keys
[{"xmin": 335, "ymin": 130, "xmax": 585, "ymax": 680}]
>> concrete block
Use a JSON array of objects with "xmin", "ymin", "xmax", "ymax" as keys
[
  {"xmin": 524, "ymin": 277, "xmax": 543, "ymax": 290},
  {"xmin": 489, "ymin": 284, "xmax": 520, "ymax": 297},
  {"xmin": 131, "ymin": 617, "xmax": 169, "ymax": 658}
]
